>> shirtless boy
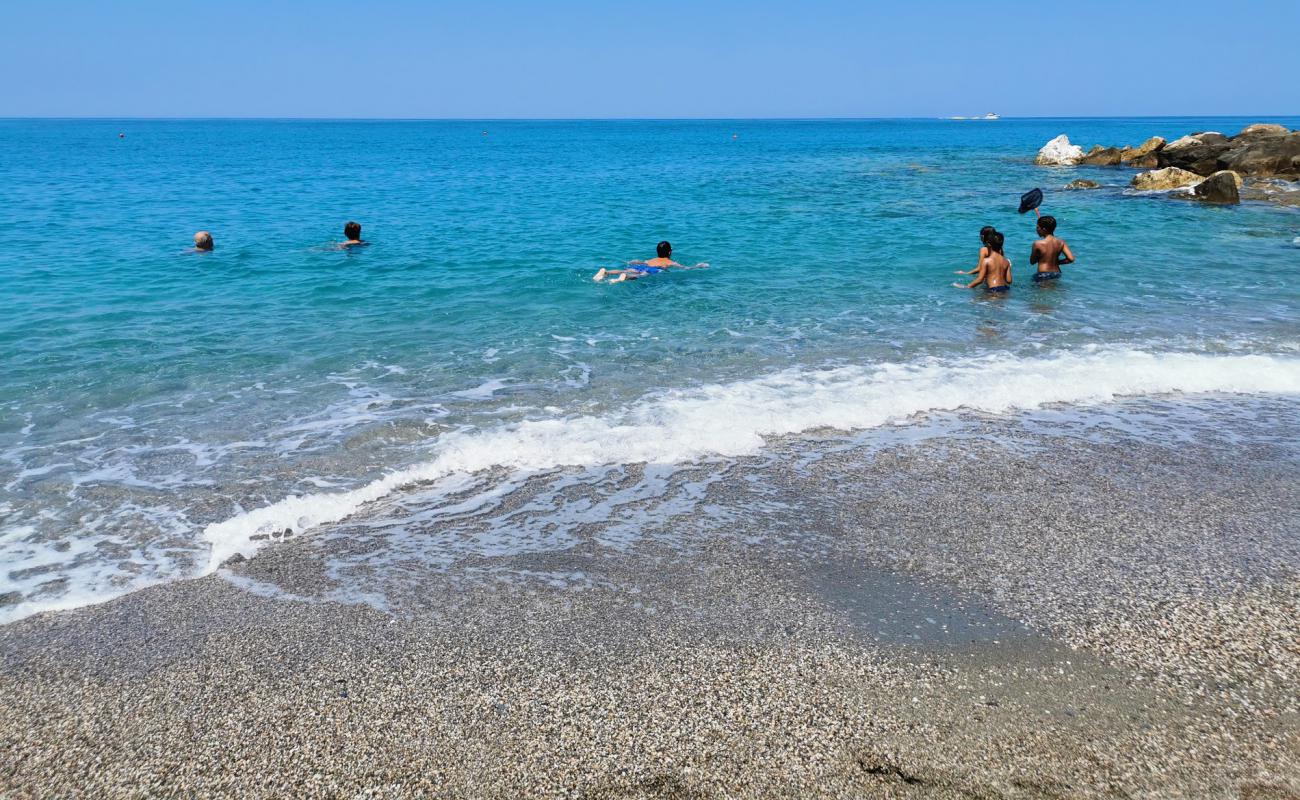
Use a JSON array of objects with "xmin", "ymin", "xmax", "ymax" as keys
[
  {"xmin": 594, "ymin": 241, "xmax": 683, "ymax": 283},
  {"xmin": 955, "ymin": 230, "xmax": 1011, "ymax": 294},
  {"xmin": 1029, "ymin": 216, "xmax": 1074, "ymax": 282}
]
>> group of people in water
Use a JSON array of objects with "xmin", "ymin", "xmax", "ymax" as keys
[
  {"xmin": 190, "ymin": 222, "xmax": 366, "ymax": 252},
  {"xmin": 189, "ymin": 217, "xmax": 1074, "ymax": 295},
  {"xmin": 954, "ymin": 215, "xmax": 1075, "ymax": 294}
]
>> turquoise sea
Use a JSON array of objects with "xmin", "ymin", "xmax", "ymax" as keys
[{"xmin": 2, "ymin": 118, "xmax": 1299, "ymax": 621}]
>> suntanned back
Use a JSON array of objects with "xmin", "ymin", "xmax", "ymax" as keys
[
  {"xmin": 984, "ymin": 252, "xmax": 1011, "ymax": 287},
  {"xmin": 1033, "ymin": 236, "xmax": 1070, "ymax": 272}
]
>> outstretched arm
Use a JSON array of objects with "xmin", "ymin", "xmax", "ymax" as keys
[
  {"xmin": 960, "ymin": 262, "xmax": 987, "ymax": 289},
  {"xmin": 956, "ymin": 246, "xmax": 988, "ymax": 275}
]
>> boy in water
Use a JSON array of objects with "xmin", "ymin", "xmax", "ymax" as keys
[
  {"xmin": 955, "ymin": 226, "xmax": 1009, "ymax": 278},
  {"xmin": 955, "ymin": 230, "xmax": 1011, "ymax": 293},
  {"xmin": 594, "ymin": 241, "xmax": 683, "ymax": 282},
  {"xmin": 1029, "ymin": 215, "xmax": 1074, "ymax": 281},
  {"xmin": 341, "ymin": 221, "xmax": 366, "ymax": 248}
]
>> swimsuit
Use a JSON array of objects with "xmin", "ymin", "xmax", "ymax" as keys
[
  {"xmin": 636, "ymin": 266, "xmax": 665, "ymax": 274},
  {"xmin": 985, "ymin": 285, "xmax": 1009, "ymax": 294},
  {"xmin": 1033, "ymin": 271, "xmax": 1062, "ymax": 282}
]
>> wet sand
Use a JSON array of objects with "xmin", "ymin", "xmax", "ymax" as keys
[{"xmin": 2, "ymin": 405, "xmax": 1298, "ymax": 798}]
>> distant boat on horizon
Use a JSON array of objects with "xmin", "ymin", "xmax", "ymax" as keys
[{"xmin": 946, "ymin": 113, "xmax": 1001, "ymax": 120}]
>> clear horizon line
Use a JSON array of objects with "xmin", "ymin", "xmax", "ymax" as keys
[{"xmin": 2, "ymin": 114, "xmax": 1297, "ymax": 123}]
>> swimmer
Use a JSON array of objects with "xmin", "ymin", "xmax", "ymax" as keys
[
  {"xmin": 1029, "ymin": 215, "xmax": 1074, "ymax": 282},
  {"xmin": 192, "ymin": 231, "xmax": 214, "ymax": 251},
  {"xmin": 341, "ymin": 221, "xmax": 365, "ymax": 248},
  {"xmin": 954, "ymin": 230, "xmax": 1010, "ymax": 293},
  {"xmin": 594, "ymin": 241, "xmax": 684, "ymax": 282}
]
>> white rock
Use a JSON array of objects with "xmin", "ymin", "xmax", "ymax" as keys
[{"xmin": 1035, "ymin": 134, "xmax": 1086, "ymax": 166}]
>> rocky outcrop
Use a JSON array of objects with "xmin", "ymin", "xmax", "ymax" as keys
[
  {"xmin": 1035, "ymin": 134, "xmax": 1085, "ymax": 166},
  {"xmin": 1079, "ymin": 147, "xmax": 1124, "ymax": 166},
  {"xmin": 1035, "ymin": 124, "xmax": 1296, "ymax": 206},
  {"xmin": 1189, "ymin": 171, "xmax": 1240, "ymax": 204},
  {"xmin": 1131, "ymin": 167, "xmax": 1203, "ymax": 191},
  {"xmin": 1119, "ymin": 136, "xmax": 1165, "ymax": 164},
  {"xmin": 1159, "ymin": 132, "xmax": 1234, "ymax": 174},
  {"xmin": 1237, "ymin": 123, "xmax": 1289, "ymax": 138},
  {"xmin": 1219, "ymin": 132, "xmax": 1300, "ymax": 178}
]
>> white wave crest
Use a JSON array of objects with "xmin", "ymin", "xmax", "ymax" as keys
[{"xmin": 201, "ymin": 348, "xmax": 1300, "ymax": 570}]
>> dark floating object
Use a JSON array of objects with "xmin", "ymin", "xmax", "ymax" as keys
[{"xmin": 1018, "ymin": 187, "xmax": 1044, "ymax": 214}]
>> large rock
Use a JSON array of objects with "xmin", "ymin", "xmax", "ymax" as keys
[
  {"xmin": 1159, "ymin": 132, "xmax": 1234, "ymax": 175},
  {"xmin": 1237, "ymin": 123, "xmax": 1289, "ymax": 138},
  {"xmin": 1189, "ymin": 171, "xmax": 1240, "ymax": 204},
  {"xmin": 1219, "ymin": 132, "xmax": 1300, "ymax": 178},
  {"xmin": 1035, "ymin": 134, "xmax": 1085, "ymax": 166},
  {"xmin": 1119, "ymin": 136, "xmax": 1165, "ymax": 163},
  {"xmin": 1079, "ymin": 146, "xmax": 1124, "ymax": 166},
  {"xmin": 1131, "ymin": 167, "xmax": 1203, "ymax": 190},
  {"xmin": 1065, "ymin": 179, "xmax": 1101, "ymax": 190},
  {"xmin": 1127, "ymin": 153, "xmax": 1161, "ymax": 169}
]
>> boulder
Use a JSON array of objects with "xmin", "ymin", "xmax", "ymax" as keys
[
  {"xmin": 1159, "ymin": 132, "xmax": 1234, "ymax": 175},
  {"xmin": 1219, "ymin": 132, "xmax": 1300, "ymax": 178},
  {"xmin": 1086, "ymin": 145, "xmax": 1105, "ymax": 156},
  {"xmin": 1236, "ymin": 123, "xmax": 1289, "ymax": 138},
  {"xmin": 1127, "ymin": 153, "xmax": 1161, "ymax": 169},
  {"xmin": 1131, "ymin": 167, "xmax": 1203, "ymax": 190},
  {"xmin": 1079, "ymin": 146, "xmax": 1124, "ymax": 166},
  {"xmin": 1189, "ymin": 171, "xmax": 1240, "ymax": 204},
  {"xmin": 1065, "ymin": 179, "xmax": 1102, "ymax": 190},
  {"xmin": 1119, "ymin": 136, "xmax": 1165, "ymax": 163},
  {"xmin": 1035, "ymin": 134, "xmax": 1085, "ymax": 166}
]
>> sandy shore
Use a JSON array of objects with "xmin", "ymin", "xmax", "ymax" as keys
[{"xmin": 2, "ymin": 405, "xmax": 1298, "ymax": 798}]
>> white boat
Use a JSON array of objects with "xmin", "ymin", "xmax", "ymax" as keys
[{"xmin": 982, "ymin": 113, "xmax": 1000, "ymax": 120}]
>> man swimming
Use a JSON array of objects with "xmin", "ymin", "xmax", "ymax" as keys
[
  {"xmin": 192, "ymin": 231, "xmax": 214, "ymax": 251},
  {"xmin": 593, "ymin": 241, "xmax": 683, "ymax": 282},
  {"xmin": 1029, "ymin": 215, "xmax": 1074, "ymax": 282},
  {"xmin": 342, "ymin": 221, "xmax": 365, "ymax": 248},
  {"xmin": 954, "ymin": 230, "xmax": 1011, "ymax": 293}
]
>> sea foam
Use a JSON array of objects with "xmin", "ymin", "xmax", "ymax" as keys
[{"xmin": 201, "ymin": 348, "xmax": 1300, "ymax": 571}]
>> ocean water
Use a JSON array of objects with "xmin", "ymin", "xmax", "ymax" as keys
[{"xmin": 2, "ymin": 117, "xmax": 1299, "ymax": 622}]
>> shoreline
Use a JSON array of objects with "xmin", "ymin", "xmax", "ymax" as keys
[{"xmin": 3, "ymin": 401, "xmax": 1298, "ymax": 797}]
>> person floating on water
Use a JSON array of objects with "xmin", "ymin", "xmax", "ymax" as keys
[
  {"xmin": 192, "ymin": 231, "xmax": 214, "ymax": 251},
  {"xmin": 594, "ymin": 241, "xmax": 683, "ymax": 283},
  {"xmin": 954, "ymin": 230, "xmax": 1011, "ymax": 294},
  {"xmin": 955, "ymin": 226, "xmax": 1012, "ymax": 280},
  {"xmin": 1029, "ymin": 215, "xmax": 1074, "ymax": 282},
  {"xmin": 341, "ymin": 221, "xmax": 366, "ymax": 248}
]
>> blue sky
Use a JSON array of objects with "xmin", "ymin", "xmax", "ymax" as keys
[{"xmin": 4, "ymin": 0, "xmax": 1298, "ymax": 118}]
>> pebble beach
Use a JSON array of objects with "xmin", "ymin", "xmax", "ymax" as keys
[{"xmin": 3, "ymin": 401, "xmax": 1297, "ymax": 798}]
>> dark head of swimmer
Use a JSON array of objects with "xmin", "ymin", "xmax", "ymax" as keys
[
  {"xmin": 657, "ymin": 241, "xmax": 671, "ymax": 258},
  {"xmin": 980, "ymin": 226, "xmax": 996, "ymax": 247},
  {"xmin": 344, "ymin": 221, "xmax": 363, "ymax": 244},
  {"xmin": 986, "ymin": 230, "xmax": 1004, "ymax": 254},
  {"xmin": 1036, "ymin": 215, "xmax": 1057, "ymax": 237}
]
